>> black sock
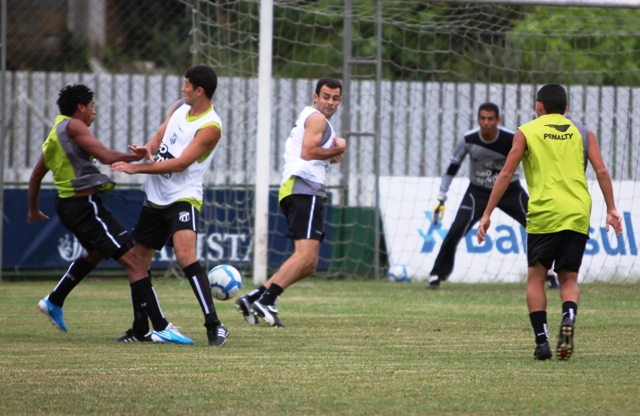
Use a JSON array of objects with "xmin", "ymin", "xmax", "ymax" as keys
[
  {"xmin": 562, "ymin": 301, "xmax": 578, "ymax": 323},
  {"xmin": 246, "ymin": 285, "xmax": 267, "ymax": 303},
  {"xmin": 48, "ymin": 258, "xmax": 96, "ymax": 307},
  {"xmin": 529, "ymin": 310, "xmax": 548, "ymax": 345},
  {"xmin": 258, "ymin": 283, "xmax": 284, "ymax": 306},
  {"xmin": 130, "ymin": 277, "xmax": 168, "ymax": 332},
  {"xmin": 130, "ymin": 271, "xmax": 151, "ymax": 336},
  {"xmin": 183, "ymin": 262, "xmax": 220, "ymax": 327}
]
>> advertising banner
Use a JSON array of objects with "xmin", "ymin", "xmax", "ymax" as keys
[
  {"xmin": 379, "ymin": 177, "xmax": 639, "ymax": 283},
  {"xmin": 5, "ymin": 189, "xmax": 331, "ymax": 272}
]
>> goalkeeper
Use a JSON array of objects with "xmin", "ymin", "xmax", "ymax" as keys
[{"xmin": 427, "ymin": 102, "xmax": 558, "ymax": 290}]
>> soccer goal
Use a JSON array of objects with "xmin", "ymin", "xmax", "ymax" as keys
[{"xmin": 183, "ymin": 0, "xmax": 640, "ymax": 284}]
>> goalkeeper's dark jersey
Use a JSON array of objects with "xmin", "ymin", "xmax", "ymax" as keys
[{"xmin": 438, "ymin": 126, "xmax": 519, "ymax": 198}]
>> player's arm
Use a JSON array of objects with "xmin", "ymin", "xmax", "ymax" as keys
[
  {"xmin": 68, "ymin": 119, "xmax": 142, "ymax": 164},
  {"xmin": 437, "ymin": 140, "xmax": 467, "ymax": 201},
  {"xmin": 433, "ymin": 140, "xmax": 467, "ymax": 224},
  {"xmin": 128, "ymin": 100, "xmax": 183, "ymax": 161},
  {"xmin": 112, "ymin": 124, "xmax": 221, "ymax": 175},
  {"xmin": 586, "ymin": 130, "xmax": 623, "ymax": 237},
  {"xmin": 477, "ymin": 130, "xmax": 527, "ymax": 243},
  {"xmin": 300, "ymin": 113, "xmax": 346, "ymax": 161},
  {"xmin": 27, "ymin": 154, "xmax": 50, "ymax": 223}
]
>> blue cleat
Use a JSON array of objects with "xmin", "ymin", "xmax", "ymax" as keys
[
  {"xmin": 151, "ymin": 323, "xmax": 194, "ymax": 345},
  {"xmin": 38, "ymin": 297, "xmax": 68, "ymax": 332}
]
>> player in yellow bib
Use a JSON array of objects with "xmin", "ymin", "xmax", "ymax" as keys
[{"xmin": 477, "ymin": 84, "xmax": 623, "ymax": 361}]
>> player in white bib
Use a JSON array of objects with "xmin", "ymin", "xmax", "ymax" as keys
[
  {"xmin": 235, "ymin": 78, "xmax": 347, "ymax": 327},
  {"xmin": 111, "ymin": 65, "xmax": 228, "ymax": 346}
]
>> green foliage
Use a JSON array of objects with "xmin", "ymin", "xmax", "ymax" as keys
[{"xmin": 506, "ymin": 7, "xmax": 640, "ymax": 86}]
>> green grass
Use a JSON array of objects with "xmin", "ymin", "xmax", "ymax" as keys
[{"xmin": 1, "ymin": 278, "xmax": 638, "ymax": 415}]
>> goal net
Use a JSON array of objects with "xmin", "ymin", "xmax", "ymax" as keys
[{"xmin": 186, "ymin": 0, "xmax": 640, "ymax": 283}]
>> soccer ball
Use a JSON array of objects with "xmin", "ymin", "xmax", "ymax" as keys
[
  {"xmin": 387, "ymin": 264, "xmax": 409, "ymax": 282},
  {"xmin": 207, "ymin": 265, "xmax": 243, "ymax": 301}
]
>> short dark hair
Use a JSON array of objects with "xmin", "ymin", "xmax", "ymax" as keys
[
  {"xmin": 185, "ymin": 65, "xmax": 218, "ymax": 100},
  {"xmin": 57, "ymin": 84, "xmax": 94, "ymax": 117},
  {"xmin": 477, "ymin": 102, "xmax": 500, "ymax": 119},
  {"xmin": 315, "ymin": 77, "xmax": 342, "ymax": 96},
  {"xmin": 536, "ymin": 84, "xmax": 567, "ymax": 114}
]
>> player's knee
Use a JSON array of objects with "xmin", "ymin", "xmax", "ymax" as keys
[
  {"xmin": 83, "ymin": 251, "xmax": 104, "ymax": 266},
  {"xmin": 174, "ymin": 249, "xmax": 197, "ymax": 268},
  {"xmin": 301, "ymin": 255, "xmax": 319, "ymax": 277},
  {"xmin": 117, "ymin": 248, "xmax": 146, "ymax": 274}
]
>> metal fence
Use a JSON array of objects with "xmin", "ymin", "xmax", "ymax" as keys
[{"xmin": 5, "ymin": 70, "xmax": 640, "ymax": 205}]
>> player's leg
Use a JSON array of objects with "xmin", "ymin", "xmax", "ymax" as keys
[
  {"xmin": 427, "ymin": 187, "xmax": 481, "ymax": 289},
  {"xmin": 109, "ymin": 205, "xmax": 194, "ymax": 345},
  {"xmin": 116, "ymin": 244, "xmax": 194, "ymax": 345},
  {"xmin": 499, "ymin": 185, "xmax": 558, "ymax": 289},
  {"xmin": 250, "ymin": 195, "xmax": 323, "ymax": 327},
  {"xmin": 161, "ymin": 202, "xmax": 227, "ymax": 346},
  {"xmin": 37, "ymin": 250, "xmax": 103, "ymax": 333},
  {"xmin": 526, "ymin": 232, "xmax": 557, "ymax": 360},
  {"xmin": 553, "ymin": 230, "xmax": 587, "ymax": 361},
  {"xmin": 38, "ymin": 195, "xmax": 110, "ymax": 332},
  {"xmin": 172, "ymin": 228, "xmax": 227, "ymax": 345}
]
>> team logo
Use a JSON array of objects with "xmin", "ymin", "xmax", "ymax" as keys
[
  {"xmin": 545, "ymin": 124, "xmax": 571, "ymax": 132},
  {"xmin": 170, "ymin": 133, "xmax": 178, "ymax": 144},
  {"xmin": 57, "ymin": 233, "xmax": 84, "ymax": 261},
  {"xmin": 179, "ymin": 211, "xmax": 191, "ymax": 222}
]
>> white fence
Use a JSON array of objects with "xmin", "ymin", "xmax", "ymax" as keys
[{"xmin": 5, "ymin": 71, "xmax": 640, "ymax": 206}]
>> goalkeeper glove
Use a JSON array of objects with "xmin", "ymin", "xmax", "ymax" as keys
[{"xmin": 433, "ymin": 197, "xmax": 446, "ymax": 225}]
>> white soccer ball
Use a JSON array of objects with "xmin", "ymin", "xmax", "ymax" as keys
[
  {"xmin": 208, "ymin": 265, "xmax": 243, "ymax": 301},
  {"xmin": 387, "ymin": 264, "xmax": 409, "ymax": 282}
]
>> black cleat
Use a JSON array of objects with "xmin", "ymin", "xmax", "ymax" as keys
[
  {"xmin": 533, "ymin": 341, "xmax": 553, "ymax": 360},
  {"xmin": 251, "ymin": 300, "xmax": 285, "ymax": 327},
  {"xmin": 235, "ymin": 295, "xmax": 259, "ymax": 325},
  {"xmin": 556, "ymin": 317, "xmax": 574, "ymax": 360},
  {"xmin": 546, "ymin": 274, "xmax": 560, "ymax": 290},
  {"xmin": 426, "ymin": 277, "xmax": 440, "ymax": 290},
  {"xmin": 114, "ymin": 329, "xmax": 152, "ymax": 343},
  {"xmin": 207, "ymin": 324, "xmax": 229, "ymax": 347}
]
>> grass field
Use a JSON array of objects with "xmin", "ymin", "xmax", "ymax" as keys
[{"xmin": 1, "ymin": 278, "xmax": 638, "ymax": 415}]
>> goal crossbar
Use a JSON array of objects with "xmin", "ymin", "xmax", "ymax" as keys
[{"xmin": 442, "ymin": 0, "xmax": 640, "ymax": 8}]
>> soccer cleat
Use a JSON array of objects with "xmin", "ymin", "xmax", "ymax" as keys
[
  {"xmin": 235, "ymin": 295, "xmax": 259, "ymax": 325},
  {"xmin": 251, "ymin": 300, "xmax": 285, "ymax": 327},
  {"xmin": 546, "ymin": 274, "xmax": 560, "ymax": 290},
  {"xmin": 556, "ymin": 317, "xmax": 575, "ymax": 360},
  {"xmin": 533, "ymin": 341, "xmax": 553, "ymax": 360},
  {"xmin": 426, "ymin": 276, "xmax": 440, "ymax": 290},
  {"xmin": 114, "ymin": 329, "xmax": 152, "ymax": 343},
  {"xmin": 207, "ymin": 324, "xmax": 229, "ymax": 346},
  {"xmin": 38, "ymin": 297, "xmax": 68, "ymax": 332},
  {"xmin": 150, "ymin": 323, "xmax": 194, "ymax": 345}
]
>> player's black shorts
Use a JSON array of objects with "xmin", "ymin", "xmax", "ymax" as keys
[
  {"xmin": 527, "ymin": 230, "xmax": 589, "ymax": 273},
  {"xmin": 54, "ymin": 194, "xmax": 133, "ymax": 260},
  {"xmin": 132, "ymin": 201, "xmax": 199, "ymax": 251},
  {"xmin": 280, "ymin": 194, "xmax": 325, "ymax": 242}
]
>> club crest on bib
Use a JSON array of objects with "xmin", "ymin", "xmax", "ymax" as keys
[{"xmin": 179, "ymin": 211, "xmax": 191, "ymax": 222}]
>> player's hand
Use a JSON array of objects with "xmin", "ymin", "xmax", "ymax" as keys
[
  {"xmin": 128, "ymin": 144, "xmax": 154, "ymax": 162},
  {"xmin": 477, "ymin": 215, "xmax": 491, "ymax": 244},
  {"xmin": 27, "ymin": 210, "xmax": 49, "ymax": 224},
  {"xmin": 606, "ymin": 209, "xmax": 623, "ymax": 237},
  {"xmin": 333, "ymin": 137, "xmax": 346, "ymax": 152},
  {"xmin": 111, "ymin": 161, "xmax": 135, "ymax": 174},
  {"xmin": 432, "ymin": 198, "xmax": 445, "ymax": 225},
  {"xmin": 330, "ymin": 153, "xmax": 344, "ymax": 164}
]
